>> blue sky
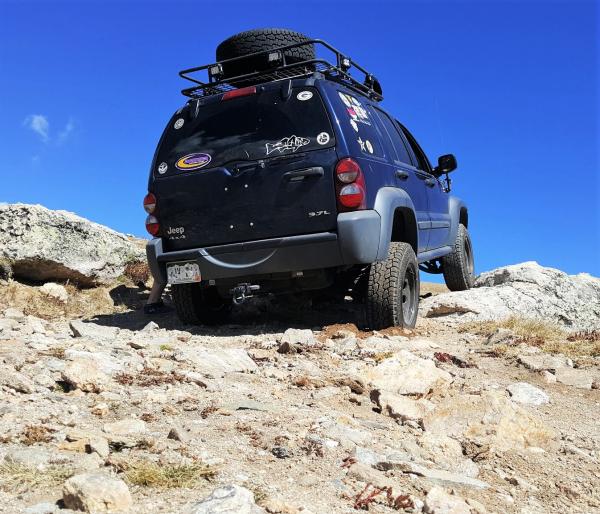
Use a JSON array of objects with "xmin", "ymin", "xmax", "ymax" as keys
[{"xmin": 1, "ymin": 0, "xmax": 598, "ymax": 278}]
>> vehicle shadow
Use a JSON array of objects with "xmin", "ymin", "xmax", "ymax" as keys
[{"xmin": 88, "ymin": 293, "xmax": 363, "ymax": 335}]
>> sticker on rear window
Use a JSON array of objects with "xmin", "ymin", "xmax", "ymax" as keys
[
  {"xmin": 297, "ymin": 91, "xmax": 313, "ymax": 101},
  {"xmin": 265, "ymin": 135, "xmax": 310, "ymax": 155},
  {"xmin": 174, "ymin": 118, "xmax": 185, "ymax": 130},
  {"xmin": 175, "ymin": 153, "xmax": 212, "ymax": 170},
  {"xmin": 317, "ymin": 132, "xmax": 330, "ymax": 145}
]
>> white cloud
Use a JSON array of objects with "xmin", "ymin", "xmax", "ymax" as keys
[
  {"xmin": 23, "ymin": 114, "xmax": 50, "ymax": 142},
  {"xmin": 57, "ymin": 118, "xmax": 75, "ymax": 144}
]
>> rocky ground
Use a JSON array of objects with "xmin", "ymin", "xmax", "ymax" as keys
[{"xmin": 0, "ymin": 205, "xmax": 599, "ymax": 514}]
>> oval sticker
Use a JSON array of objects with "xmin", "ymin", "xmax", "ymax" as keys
[
  {"xmin": 297, "ymin": 90, "xmax": 313, "ymax": 101},
  {"xmin": 174, "ymin": 118, "xmax": 185, "ymax": 129},
  {"xmin": 175, "ymin": 153, "xmax": 211, "ymax": 171}
]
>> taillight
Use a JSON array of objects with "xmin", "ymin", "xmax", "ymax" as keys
[
  {"xmin": 335, "ymin": 158, "xmax": 366, "ymax": 210},
  {"xmin": 339, "ymin": 183, "xmax": 365, "ymax": 208},
  {"xmin": 145, "ymin": 215, "xmax": 160, "ymax": 236},
  {"xmin": 143, "ymin": 192, "xmax": 157, "ymax": 213},
  {"xmin": 336, "ymin": 158, "xmax": 361, "ymax": 183},
  {"xmin": 222, "ymin": 86, "xmax": 256, "ymax": 101}
]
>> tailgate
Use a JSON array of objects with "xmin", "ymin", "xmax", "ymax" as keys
[{"xmin": 152, "ymin": 85, "xmax": 339, "ymax": 250}]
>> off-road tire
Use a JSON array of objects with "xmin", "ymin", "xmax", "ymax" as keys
[
  {"xmin": 216, "ymin": 28, "xmax": 315, "ymax": 84},
  {"xmin": 365, "ymin": 242, "xmax": 420, "ymax": 330},
  {"xmin": 442, "ymin": 224, "xmax": 475, "ymax": 291},
  {"xmin": 171, "ymin": 284, "xmax": 232, "ymax": 325}
]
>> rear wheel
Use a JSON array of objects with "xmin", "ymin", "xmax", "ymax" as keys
[
  {"xmin": 216, "ymin": 28, "xmax": 315, "ymax": 84},
  {"xmin": 365, "ymin": 242, "xmax": 420, "ymax": 330},
  {"xmin": 442, "ymin": 224, "xmax": 475, "ymax": 291},
  {"xmin": 171, "ymin": 284, "xmax": 232, "ymax": 325}
]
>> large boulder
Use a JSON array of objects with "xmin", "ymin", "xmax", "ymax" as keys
[
  {"xmin": 419, "ymin": 262, "xmax": 600, "ymax": 331},
  {"xmin": 0, "ymin": 203, "xmax": 144, "ymax": 286}
]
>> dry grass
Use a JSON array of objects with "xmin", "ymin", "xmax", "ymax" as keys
[
  {"xmin": 21, "ymin": 425, "xmax": 54, "ymax": 445},
  {"xmin": 0, "ymin": 462, "xmax": 73, "ymax": 491},
  {"xmin": 122, "ymin": 459, "xmax": 216, "ymax": 488},
  {"xmin": 123, "ymin": 261, "xmax": 150, "ymax": 286},
  {"xmin": 115, "ymin": 367, "xmax": 186, "ymax": 387},
  {"xmin": 460, "ymin": 317, "xmax": 600, "ymax": 358},
  {"xmin": 0, "ymin": 280, "xmax": 120, "ymax": 320},
  {"xmin": 372, "ymin": 351, "xmax": 394, "ymax": 363}
]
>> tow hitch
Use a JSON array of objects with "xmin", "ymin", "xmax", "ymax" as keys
[{"xmin": 230, "ymin": 283, "xmax": 260, "ymax": 305}]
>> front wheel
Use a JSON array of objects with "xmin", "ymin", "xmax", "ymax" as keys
[
  {"xmin": 365, "ymin": 242, "xmax": 420, "ymax": 330},
  {"xmin": 442, "ymin": 224, "xmax": 475, "ymax": 291}
]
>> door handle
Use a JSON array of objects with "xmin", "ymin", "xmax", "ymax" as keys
[
  {"xmin": 283, "ymin": 167, "xmax": 324, "ymax": 181},
  {"xmin": 425, "ymin": 178, "xmax": 436, "ymax": 188},
  {"xmin": 395, "ymin": 170, "xmax": 409, "ymax": 180}
]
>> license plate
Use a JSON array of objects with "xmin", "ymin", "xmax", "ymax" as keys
[{"xmin": 166, "ymin": 261, "xmax": 201, "ymax": 284}]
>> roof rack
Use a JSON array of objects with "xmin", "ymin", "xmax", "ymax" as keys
[{"xmin": 179, "ymin": 39, "xmax": 383, "ymax": 102}]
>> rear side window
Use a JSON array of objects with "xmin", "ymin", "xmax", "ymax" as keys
[
  {"xmin": 336, "ymin": 90, "xmax": 384, "ymax": 158},
  {"xmin": 156, "ymin": 87, "xmax": 335, "ymax": 175},
  {"xmin": 373, "ymin": 109, "xmax": 413, "ymax": 166}
]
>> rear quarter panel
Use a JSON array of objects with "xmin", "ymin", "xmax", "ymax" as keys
[{"xmin": 317, "ymin": 81, "xmax": 395, "ymax": 210}]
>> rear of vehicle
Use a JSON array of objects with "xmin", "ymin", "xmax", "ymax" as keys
[{"xmin": 145, "ymin": 78, "xmax": 380, "ymax": 323}]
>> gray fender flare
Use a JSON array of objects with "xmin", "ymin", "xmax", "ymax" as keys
[
  {"xmin": 373, "ymin": 187, "xmax": 418, "ymax": 261},
  {"xmin": 447, "ymin": 196, "xmax": 468, "ymax": 247}
]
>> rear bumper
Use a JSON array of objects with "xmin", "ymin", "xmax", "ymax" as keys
[{"xmin": 147, "ymin": 210, "xmax": 381, "ymax": 283}]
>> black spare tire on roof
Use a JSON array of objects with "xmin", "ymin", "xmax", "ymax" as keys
[{"xmin": 215, "ymin": 28, "xmax": 315, "ymax": 84}]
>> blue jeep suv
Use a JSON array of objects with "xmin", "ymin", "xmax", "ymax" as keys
[{"xmin": 144, "ymin": 29, "xmax": 475, "ymax": 329}]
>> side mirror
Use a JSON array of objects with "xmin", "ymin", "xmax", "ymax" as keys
[{"xmin": 434, "ymin": 154, "xmax": 457, "ymax": 176}]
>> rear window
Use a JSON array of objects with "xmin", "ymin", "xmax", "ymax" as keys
[{"xmin": 155, "ymin": 87, "xmax": 335, "ymax": 176}]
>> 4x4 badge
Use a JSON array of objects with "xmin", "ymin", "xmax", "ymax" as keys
[{"xmin": 175, "ymin": 153, "xmax": 211, "ymax": 170}]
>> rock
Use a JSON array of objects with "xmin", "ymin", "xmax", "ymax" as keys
[
  {"xmin": 555, "ymin": 368, "xmax": 594, "ymax": 389},
  {"xmin": 39, "ymin": 282, "xmax": 69, "ymax": 302},
  {"xmin": 280, "ymin": 328, "xmax": 316, "ymax": 346},
  {"xmin": 0, "ymin": 318, "xmax": 19, "ymax": 332},
  {"xmin": 4, "ymin": 307, "xmax": 25, "ymax": 320},
  {"xmin": 271, "ymin": 446, "xmax": 290, "ymax": 459},
  {"xmin": 321, "ymin": 421, "xmax": 371, "ymax": 447},
  {"xmin": 64, "ymin": 349, "xmax": 124, "ymax": 375},
  {"xmin": 69, "ymin": 320, "xmax": 119, "ymax": 340},
  {"xmin": 103, "ymin": 418, "xmax": 146, "ymax": 437},
  {"xmin": 187, "ymin": 484, "xmax": 265, "ymax": 514},
  {"xmin": 0, "ymin": 366, "xmax": 35, "ymax": 393},
  {"xmin": 518, "ymin": 354, "xmax": 568, "ymax": 372},
  {"xmin": 88, "ymin": 437, "xmax": 110, "ymax": 459},
  {"xmin": 350, "ymin": 446, "xmax": 387, "ymax": 466},
  {"xmin": 541, "ymin": 370, "xmax": 557, "ymax": 384},
  {"xmin": 141, "ymin": 321, "xmax": 159, "ymax": 332},
  {"xmin": 423, "ymin": 390, "xmax": 554, "ymax": 451},
  {"xmin": 377, "ymin": 458, "xmax": 488, "ymax": 489},
  {"xmin": 424, "ymin": 486, "xmax": 472, "ymax": 514},
  {"xmin": 175, "ymin": 348, "xmax": 258, "ymax": 378},
  {"xmin": 420, "ymin": 262, "xmax": 600, "ymax": 331},
  {"xmin": 23, "ymin": 502, "xmax": 59, "ymax": 514},
  {"xmin": 507, "ymin": 382, "xmax": 550, "ymax": 405},
  {"xmin": 168, "ymin": 426, "xmax": 189, "ymax": 443},
  {"xmin": 62, "ymin": 472, "xmax": 132, "ymax": 512},
  {"xmin": 372, "ymin": 390, "xmax": 434, "ymax": 424},
  {"xmin": 486, "ymin": 327, "xmax": 514, "ymax": 345},
  {"xmin": 360, "ymin": 350, "xmax": 452, "ymax": 396},
  {"xmin": 61, "ymin": 359, "xmax": 110, "ymax": 392},
  {"xmin": 0, "ymin": 203, "xmax": 144, "ymax": 286},
  {"xmin": 417, "ymin": 433, "xmax": 480, "ymax": 478}
]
